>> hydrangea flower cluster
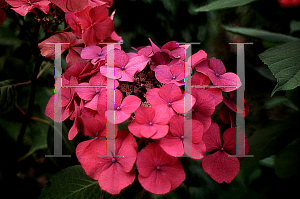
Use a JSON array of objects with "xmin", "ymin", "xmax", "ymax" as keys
[{"xmin": 4, "ymin": 0, "xmax": 250, "ymax": 195}]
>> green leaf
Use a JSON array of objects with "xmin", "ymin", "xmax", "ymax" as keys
[
  {"xmin": 39, "ymin": 165, "xmax": 105, "ymax": 199},
  {"xmin": 0, "ymin": 80, "xmax": 17, "ymax": 115},
  {"xmin": 0, "ymin": 26, "xmax": 22, "ymax": 46},
  {"xmin": 264, "ymin": 96, "xmax": 298, "ymax": 111},
  {"xmin": 20, "ymin": 121, "xmax": 49, "ymax": 161},
  {"xmin": 274, "ymin": 139, "xmax": 300, "ymax": 178},
  {"xmin": 223, "ymin": 26, "xmax": 300, "ymax": 43},
  {"xmin": 240, "ymin": 113, "xmax": 300, "ymax": 166},
  {"xmin": 255, "ymin": 65, "xmax": 276, "ymax": 82},
  {"xmin": 290, "ymin": 20, "xmax": 300, "ymax": 34},
  {"xmin": 258, "ymin": 40, "xmax": 300, "ymax": 96},
  {"xmin": 192, "ymin": 0, "xmax": 257, "ymax": 12}
]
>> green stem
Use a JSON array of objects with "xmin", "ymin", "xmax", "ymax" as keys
[{"xmin": 16, "ymin": 21, "xmax": 43, "ymax": 153}]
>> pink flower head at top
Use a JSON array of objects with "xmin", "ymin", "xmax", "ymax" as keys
[
  {"xmin": 202, "ymin": 123, "xmax": 249, "ymax": 183},
  {"xmin": 136, "ymin": 141, "xmax": 185, "ymax": 194},
  {"xmin": 6, "ymin": 0, "xmax": 50, "ymax": 16}
]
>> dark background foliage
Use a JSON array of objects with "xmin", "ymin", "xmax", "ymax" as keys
[{"xmin": 0, "ymin": 0, "xmax": 300, "ymax": 198}]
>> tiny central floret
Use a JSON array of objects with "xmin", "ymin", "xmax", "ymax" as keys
[
  {"xmin": 167, "ymin": 103, "xmax": 172, "ymax": 107},
  {"xmin": 180, "ymin": 136, "xmax": 184, "ymax": 139},
  {"xmin": 95, "ymin": 90, "xmax": 100, "ymax": 94},
  {"xmin": 68, "ymin": 99, "xmax": 71, "ymax": 101},
  {"xmin": 98, "ymin": 53, "xmax": 102, "ymax": 56},
  {"xmin": 215, "ymin": 73, "xmax": 220, "ymax": 77},
  {"xmin": 116, "ymin": 106, "xmax": 121, "ymax": 110},
  {"xmin": 156, "ymin": 166, "xmax": 161, "ymax": 170},
  {"xmin": 121, "ymin": 66, "xmax": 125, "ymax": 70},
  {"xmin": 112, "ymin": 158, "xmax": 116, "ymax": 163},
  {"xmin": 149, "ymin": 122, "xmax": 153, "ymax": 126},
  {"xmin": 172, "ymin": 76, "xmax": 176, "ymax": 80},
  {"xmin": 220, "ymin": 148, "xmax": 224, "ymax": 151}
]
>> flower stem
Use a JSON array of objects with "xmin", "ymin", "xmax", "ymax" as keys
[{"xmin": 16, "ymin": 20, "xmax": 44, "ymax": 154}]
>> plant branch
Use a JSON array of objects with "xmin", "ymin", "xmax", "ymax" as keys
[
  {"xmin": 0, "ymin": 80, "xmax": 31, "ymax": 89},
  {"xmin": 17, "ymin": 21, "xmax": 44, "ymax": 152}
]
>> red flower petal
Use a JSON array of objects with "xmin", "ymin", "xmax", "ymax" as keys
[
  {"xmin": 137, "ymin": 141, "xmax": 185, "ymax": 194},
  {"xmin": 202, "ymin": 123, "xmax": 222, "ymax": 152},
  {"xmin": 149, "ymin": 38, "xmax": 160, "ymax": 54},
  {"xmin": 146, "ymin": 88, "xmax": 165, "ymax": 106},
  {"xmin": 202, "ymin": 151, "xmax": 240, "ymax": 183},
  {"xmin": 206, "ymin": 88, "xmax": 223, "ymax": 106},
  {"xmin": 135, "ymin": 106, "xmax": 155, "ymax": 124},
  {"xmin": 191, "ymin": 72, "xmax": 210, "ymax": 88},
  {"xmin": 160, "ymin": 161, "xmax": 186, "ymax": 191},
  {"xmin": 81, "ymin": 45, "xmax": 102, "ymax": 59},
  {"xmin": 188, "ymin": 141, "xmax": 206, "ymax": 160},
  {"xmin": 64, "ymin": 63, "xmax": 85, "ymax": 80},
  {"xmin": 67, "ymin": 0, "xmax": 88, "ymax": 12},
  {"xmin": 128, "ymin": 120, "xmax": 143, "ymax": 137},
  {"xmin": 219, "ymin": 104, "xmax": 235, "ymax": 125},
  {"xmin": 155, "ymin": 65, "xmax": 173, "ymax": 84},
  {"xmin": 140, "ymin": 125, "xmax": 157, "ymax": 138},
  {"xmin": 120, "ymin": 95, "xmax": 141, "ymax": 114},
  {"xmin": 0, "ymin": 9, "xmax": 5, "ymax": 25},
  {"xmin": 76, "ymin": 139, "xmax": 111, "ymax": 180},
  {"xmin": 169, "ymin": 115, "xmax": 183, "ymax": 137},
  {"xmin": 107, "ymin": 110, "xmax": 130, "ymax": 124},
  {"xmin": 138, "ymin": 170, "xmax": 171, "ymax": 194},
  {"xmin": 192, "ymin": 112, "xmax": 211, "ymax": 132},
  {"xmin": 100, "ymin": 66, "xmax": 122, "ymax": 80},
  {"xmin": 126, "ymin": 55, "xmax": 149, "ymax": 73},
  {"xmin": 209, "ymin": 57, "xmax": 226, "ymax": 75},
  {"xmin": 158, "ymin": 83, "xmax": 183, "ymax": 103},
  {"xmin": 99, "ymin": 164, "xmax": 136, "ymax": 194},
  {"xmin": 75, "ymin": 83, "xmax": 96, "ymax": 100},
  {"xmin": 160, "ymin": 135, "xmax": 183, "ymax": 156},
  {"xmin": 79, "ymin": 110, "xmax": 106, "ymax": 137},
  {"xmin": 171, "ymin": 93, "xmax": 195, "ymax": 114},
  {"xmin": 151, "ymin": 52, "xmax": 171, "ymax": 66},
  {"xmin": 222, "ymin": 127, "xmax": 249, "ymax": 156},
  {"xmin": 65, "ymin": 12, "xmax": 82, "ymax": 38},
  {"xmin": 94, "ymin": 17, "xmax": 114, "ymax": 40},
  {"xmin": 137, "ymin": 142, "xmax": 185, "ymax": 194},
  {"xmin": 188, "ymin": 50, "xmax": 207, "ymax": 69},
  {"xmin": 117, "ymin": 146, "xmax": 137, "ymax": 173},
  {"xmin": 218, "ymin": 73, "xmax": 242, "ymax": 92},
  {"xmin": 114, "ymin": 89, "xmax": 123, "ymax": 108},
  {"xmin": 113, "ymin": 49, "xmax": 129, "ymax": 68},
  {"xmin": 50, "ymin": 0, "xmax": 88, "ymax": 12},
  {"xmin": 192, "ymin": 89, "xmax": 215, "ymax": 117},
  {"xmin": 151, "ymin": 105, "xmax": 170, "ymax": 124}
]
